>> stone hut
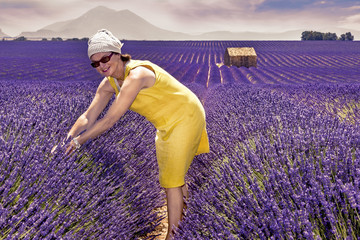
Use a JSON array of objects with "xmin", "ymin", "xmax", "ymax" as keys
[{"xmin": 224, "ymin": 47, "xmax": 257, "ymax": 68}]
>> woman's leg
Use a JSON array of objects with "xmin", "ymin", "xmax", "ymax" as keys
[
  {"xmin": 182, "ymin": 184, "xmax": 189, "ymax": 200},
  {"xmin": 165, "ymin": 187, "xmax": 184, "ymax": 240}
]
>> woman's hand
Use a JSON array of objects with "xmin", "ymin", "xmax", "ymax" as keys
[
  {"xmin": 51, "ymin": 144, "xmax": 59, "ymax": 154},
  {"xmin": 51, "ymin": 135, "xmax": 72, "ymax": 155},
  {"xmin": 64, "ymin": 137, "xmax": 81, "ymax": 156}
]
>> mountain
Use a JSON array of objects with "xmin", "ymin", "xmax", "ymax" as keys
[
  {"xmin": 0, "ymin": 29, "xmax": 10, "ymax": 38},
  {"xmin": 17, "ymin": 6, "xmax": 303, "ymax": 40},
  {"xmin": 18, "ymin": 6, "xmax": 190, "ymax": 40},
  {"xmin": 16, "ymin": 6, "xmax": 360, "ymax": 40},
  {"xmin": 196, "ymin": 30, "xmax": 303, "ymax": 40},
  {"xmin": 198, "ymin": 28, "xmax": 360, "ymax": 40}
]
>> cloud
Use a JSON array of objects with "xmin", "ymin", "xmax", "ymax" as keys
[
  {"xmin": 342, "ymin": 4, "xmax": 360, "ymax": 11},
  {"xmin": 0, "ymin": 0, "xmax": 92, "ymax": 35},
  {"xmin": 152, "ymin": 0, "xmax": 267, "ymax": 28},
  {"xmin": 339, "ymin": 13, "xmax": 360, "ymax": 29},
  {"xmin": 144, "ymin": 0, "xmax": 351, "ymax": 33},
  {"xmin": 256, "ymin": 0, "xmax": 316, "ymax": 11},
  {"xmin": 331, "ymin": 3, "xmax": 360, "ymax": 30},
  {"xmin": 255, "ymin": 0, "xmax": 360, "ymax": 11},
  {"xmin": 1, "ymin": 0, "xmax": 359, "ymax": 37},
  {"xmin": 148, "ymin": 0, "xmax": 254, "ymax": 32},
  {"xmin": 0, "ymin": 1, "xmax": 47, "ymax": 35},
  {"xmin": 0, "ymin": 0, "xmax": 40, "ymax": 9}
]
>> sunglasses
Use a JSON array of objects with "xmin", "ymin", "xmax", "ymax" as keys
[{"xmin": 91, "ymin": 52, "xmax": 114, "ymax": 68}]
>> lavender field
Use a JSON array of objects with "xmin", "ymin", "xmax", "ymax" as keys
[{"xmin": 1, "ymin": 40, "xmax": 360, "ymax": 239}]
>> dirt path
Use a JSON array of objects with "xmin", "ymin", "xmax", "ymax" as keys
[
  {"xmin": 141, "ymin": 204, "xmax": 168, "ymax": 240},
  {"xmin": 152, "ymin": 205, "xmax": 168, "ymax": 239}
]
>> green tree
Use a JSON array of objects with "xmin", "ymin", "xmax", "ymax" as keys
[
  {"xmin": 302, "ymin": 31, "xmax": 354, "ymax": 41},
  {"xmin": 323, "ymin": 32, "xmax": 337, "ymax": 40},
  {"xmin": 301, "ymin": 31, "xmax": 325, "ymax": 40},
  {"xmin": 51, "ymin": 37, "xmax": 63, "ymax": 41},
  {"xmin": 301, "ymin": 31, "xmax": 312, "ymax": 40},
  {"xmin": 14, "ymin": 36, "xmax": 27, "ymax": 41},
  {"xmin": 345, "ymin": 32, "xmax": 354, "ymax": 41},
  {"xmin": 339, "ymin": 32, "xmax": 354, "ymax": 41},
  {"xmin": 314, "ymin": 31, "xmax": 323, "ymax": 40}
]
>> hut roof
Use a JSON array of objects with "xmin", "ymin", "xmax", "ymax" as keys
[{"xmin": 226, "ymin": 47, "xmax": 257, "ymax": 57}]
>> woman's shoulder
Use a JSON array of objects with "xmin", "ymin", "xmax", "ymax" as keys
[
  {"xmin": 127, "ymin": 59, "xmax": 158, "ymax": 69},
  {"xmin": 125, "ymin": 60, "xmax": 156, "ymax": 76},
  {"xmin": 97, "ymin": 77, "xmax": 116, "ymax": 93}
]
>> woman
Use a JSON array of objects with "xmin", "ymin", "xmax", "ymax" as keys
[{"xmin": 64, "ymin": 29, "xmax": 209, "ymax": 239}]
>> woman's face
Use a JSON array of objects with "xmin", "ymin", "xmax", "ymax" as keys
[{"xmin": 90, "ymin": 52, "xmax": 123, "ymax": 79}]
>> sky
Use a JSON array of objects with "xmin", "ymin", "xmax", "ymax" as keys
[{"xmin": 0, "ymin": 0, "xmax": 359, "ymax": 36}]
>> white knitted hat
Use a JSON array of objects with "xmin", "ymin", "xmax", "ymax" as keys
[{"xmin": 87, "ymin": 29, "xmax": 124, "ymax": 58}]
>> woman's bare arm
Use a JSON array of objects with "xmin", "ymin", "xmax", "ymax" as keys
[
  {"xmin": 67, "ymin": 78, "xmax": 114, "ymax": 139},
  {"xmin": 69, "ymin": 66, "xmax": 155, "ymax": 149}
]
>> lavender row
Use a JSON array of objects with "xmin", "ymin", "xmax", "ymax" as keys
[
  {"xmin": 176, "ymin": 83, "xmax": 360, "ymax": 239},
  {"xmin": 1, "ymin": 41, "xmax": 360, "ymax": 87},
  {"xmin": 269, "ymin": 83, "xmax": 360, "ymax": 126},
  {"xmin": 0, "ymin": 81, "xmax": 164, "ymax": 239}
]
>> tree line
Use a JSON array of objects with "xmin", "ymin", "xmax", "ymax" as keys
[{"xmin": 301, "ymin": 31, "xmax": 354, "ymax": 41}]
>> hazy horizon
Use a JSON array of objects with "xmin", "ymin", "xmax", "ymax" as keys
[{"xmin": 0, "ymin": 0, "xmax": 359, "ymax": 37}]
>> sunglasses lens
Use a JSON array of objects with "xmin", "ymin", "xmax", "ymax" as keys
[
  {"xmin": 90, "ymin": 53, "xmax": 113, "ymax": 68},
  {"xmin": 91, "ymin": 62, "xmax": 100, "ymax": 68},
  {"xmin": 100, "ymin": 56, "xmax": 110, "ymax": 64}
]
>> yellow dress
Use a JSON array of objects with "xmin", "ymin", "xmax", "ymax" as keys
[{"xmin": 108, "ymin": 60, "xmax": 209, "ymax": 188}]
